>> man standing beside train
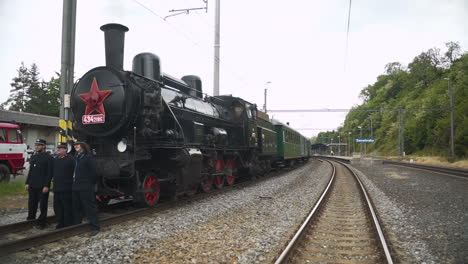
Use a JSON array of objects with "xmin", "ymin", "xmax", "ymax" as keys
[
  {"xmin": 72, "ymin": 141, "xmax": 100, "ymax": 236},
  {"xmin": 52, "ymin": 143, "xmax": 75, "ymax": 229},
  {"xmin": 25, "ymin": 139, "xmax": 53, "ymax": 229}
]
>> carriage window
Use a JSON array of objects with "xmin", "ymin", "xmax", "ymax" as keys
[
  {"xmin": 7, "ymin": 129, "xmax": 18, "ymax": 142},
  {"xmin": 0, "ymin": 128, "xmax": 5, "ymax": 142}
]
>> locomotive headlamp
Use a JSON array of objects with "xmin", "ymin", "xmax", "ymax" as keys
[{"xmin": 117, "ymin": 138, "xmax": 128, "ymax": 152}]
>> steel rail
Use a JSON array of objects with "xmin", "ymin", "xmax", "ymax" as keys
[
  {"xmin": 0, "ymin": 200, "xmax": 132, "ymax": 237},
  {"xmin": 274, "ymin": 159, "xmax": 335, "ymax": 264},
  {"xmin": 382, "ymin": 160, "xmax": 468, "ymax": 178},
  {"xmin": 0, "ymin": 216, "xmax": 56, "ymax": 236},
  {"xmin": 0, "ymin": 206, "xmax": 155, "ymax": 257},
  {"xmin": 0, "ymin": 162, "xmax": 311, "ymax": 257},
  {"xmin": 341, "ymin": 161, "xmax": 394, "ymax": 264}
]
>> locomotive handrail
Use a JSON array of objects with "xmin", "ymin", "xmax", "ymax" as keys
[{"xmin": 162, "ymin": 99, "xmax": 186, "ymax": 143}]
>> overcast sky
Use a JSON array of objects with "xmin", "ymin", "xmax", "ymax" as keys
[{"xmin": 1, "ymin": 0, "xmax": 467, "ymax": 137}]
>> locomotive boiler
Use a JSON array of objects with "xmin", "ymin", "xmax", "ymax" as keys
[{"xmin": 70, "ymin": 23, "xmax": 279, "ymax": 206}]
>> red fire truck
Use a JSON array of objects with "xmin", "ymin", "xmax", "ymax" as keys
[{"xmin": 0, "ymin": 123, "xmax": 27, "ymax": 182}]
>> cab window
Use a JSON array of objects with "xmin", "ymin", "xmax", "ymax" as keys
[
  {"xmin": 7, "ymin": 129, "xmax": 19, "ymax": 143},
  {"xmin": 245, "ymin": 103, "xmax": 252, "ymax": 119},
  {"xmin": 0, "ymin": 128, "xmax": 5, "ymax": 142}
]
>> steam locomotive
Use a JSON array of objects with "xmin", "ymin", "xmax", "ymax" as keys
[{"xmin": 70, "ymin": 23, "xmax": 310, "ymax": 207}]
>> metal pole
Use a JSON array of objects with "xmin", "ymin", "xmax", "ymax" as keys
[
  {"xmin": 448, "ymin": 80, "xmax": 455, "ymax": 161},
  {"xmin": 348, "ymin": 133, "xmax": 351, "ymax": 156},
  {"xmin": 213, "ymin": 0, "xmax": 220, "ymax": 96},
  {"xmin": 398, "ymin": 108, "xmax": 404, "ymax": 158},
  {"xmin": 59, "ymin": 0, "xmax": 77, "ymax": 122},
  {"xmin": 263, "ymin": 88, "xmax": 267, "ymax": 113},
  {"xmin": 359, "ymin": 127, "xmax": 363, "ymax": 156},
  {"xmin": 338, "ymin": 136, "xmax": 341, "ymax": 156},
  {"xmin": 370, "ymin": 115, "xmax": 373, "ymax": 138}
]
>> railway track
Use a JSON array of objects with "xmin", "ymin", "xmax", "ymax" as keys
[
  {"xmin": 321, "ymin": 156, "xmax": 468, "ymax": 178},
  {"xmin": 0, "ymin": 162, "xmax": 307, "ymax": 257},
  {"xmin": 275, "ymin": 160, "xmax": 393, "ymax": 264},
  {"xmin": 382, "ymin": 160, "xmax": 468, "ymax": 178},
  {"xmin": 0, "ymin": 200, "xmax": 149, "ymax": 257}
]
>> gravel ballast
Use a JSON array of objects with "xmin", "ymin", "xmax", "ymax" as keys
[
  {"xmin": 5, "ymin": 160, "xmax": 331, "ymax": 264},
  {"xmin": 352, "ymin": 163, "xmax": 468, "ymax": 263}
]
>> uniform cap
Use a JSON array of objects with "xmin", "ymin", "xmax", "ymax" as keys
[{"xmin": 35, "ymin": 139, "xmax": 46, "ymax": 145}]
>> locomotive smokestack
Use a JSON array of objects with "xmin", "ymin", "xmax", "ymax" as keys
[{"xmin": 100, "ymin": 23, "xmax": 129, "ymax": 70}]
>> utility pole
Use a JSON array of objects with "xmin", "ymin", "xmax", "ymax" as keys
[
  {"xmin": 369, "ymin": 114, "xmax": 373, "ymax": 157},
  {"xmin": 59, "ymin": 0, "xmax": 77, "ymax": 142},
  {"xmin": 358, "ymin": 126, "xmax": 363, "ymax": 157},
  {"xmin": 213, "ymin": 0, "xmax": 221, "ymax": 96},
  {"xmin": 338, "ymin": 135, "xmax": 341, "ymax": 156},
  {"xmin": 263, "ymin": 81, "xmax": 270, "ymax": 113},
  {"xmin": 444, "ymin": 78, "xmax": 455, "ymax": 161},
  {"xmin": 348, "ymin": 131, "xmax": 351, "ymax": 156},
  {"xmin": 398, "ymin": 108, "xmax": 404, "ymax": 158}
]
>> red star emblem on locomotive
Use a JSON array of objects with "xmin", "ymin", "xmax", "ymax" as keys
[{"xmin": 79, "ymin": 77, "xmax": 112, "ymax": 115}]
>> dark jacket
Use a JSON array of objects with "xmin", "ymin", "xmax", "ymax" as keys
[
  {"xmin": 26, "ymin": 152, "xmax": 53, "ymax": 188},
  {"xmin": 72, "ymin": 153, "xmax": 97, "ymax": 191},
  {"xmin": 52, "ymin": 154, "xmax": 75, "ymax": 192}
]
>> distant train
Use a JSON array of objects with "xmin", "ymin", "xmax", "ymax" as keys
[{"xmin": 70, "ymin": 23, "xmax": 310, "ymax": 207}]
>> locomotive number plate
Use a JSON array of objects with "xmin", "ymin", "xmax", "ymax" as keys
[{"xmin": 82, "ymin": 114, "xmax": 105, "ymax": 124}]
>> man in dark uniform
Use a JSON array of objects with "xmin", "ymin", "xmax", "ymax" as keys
[
  {"xmin": 72, "ymin": 141, "xmax": 100, "ymax": 236},
  {"xmin": 52, "ymin": 143, "xmax": 75, "ymax": 229},
  {"xmin": 25, "ymin": 139, "xmax": 53, "ymax": 229}
]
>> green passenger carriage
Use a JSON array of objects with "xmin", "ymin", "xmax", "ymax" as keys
[{"xmin": 273, "ymin": 120, "xmax": 310, "ymax": 166}]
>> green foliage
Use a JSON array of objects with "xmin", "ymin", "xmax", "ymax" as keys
[
  {"xmin": 2, "ymin": 62, "xmax": 30, "ymax": 111},
  {"xmin": 0, "ymin": 181, "xmax": 27, "ymax": 197},
  {"xmin": 332, "ymin": 42, "xmax": 468, "ymax": 159},
  {"xmin": 2, "ymin": 63, "xmax": 60, "ymax": 117}
]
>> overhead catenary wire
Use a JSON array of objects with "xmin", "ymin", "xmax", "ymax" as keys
[
  {"xmin": 268, "ymin": 108, "xmax": 449, "ymax": 113},
  {"xmin": 132, "ymin": 0, "xmax": 202, "ymax": 47},
  {"xmin": 344, "ymin": 0, "xmax": 352, "ymax": 71},
  {"xmin": 131, "ymin": 0, "xmax": 251, "ymax": 95},
  {"xmin": 180, "ymin": 0, "xmax": 253, "ymax": 93}
]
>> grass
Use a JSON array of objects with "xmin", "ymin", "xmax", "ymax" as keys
[
  {"xmin": 0, "ymin": 181, "xmax": 27, "ymax": 197},
  {"xmin": 403, "ymin": 156, "xmax": 468, "ymax": 169}
]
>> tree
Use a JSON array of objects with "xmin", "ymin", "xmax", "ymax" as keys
[
  {"xmin": 327, "ymin": 43, "xmax": 468, "ymax": 159},
  {"xmin": 2, "ymin": 62, "xmax": 30, "ymax": 111},
  {"xmin": 41, "ymin": 73, "xmax": 61, "ymax": 116},
  {"xmin": 384, "ymin": 62, "xmax": 405, "ymax": 75},
  {"xmin": 2, "ymin": 63, "xmax": 60, "ymax": 116},
  {"xmin": 443, "ymin": 41, "xmax": 462, "ymax": 65},
  {"xmin": 24, "ymin": 63, "xmax": 43, "ymax": 114}
]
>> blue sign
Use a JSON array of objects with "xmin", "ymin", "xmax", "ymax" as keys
[{"xmin": 356, "ymin": 138, "xmax": 375, "ymax": 143}]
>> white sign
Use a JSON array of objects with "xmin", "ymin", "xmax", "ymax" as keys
[
  {"xmin": 356, "ymin": 138, "xmax": 375, "ymax": 143},
  {"xmin": 82, "ymin": 114, "xmax": 105, "ymax": 124}
]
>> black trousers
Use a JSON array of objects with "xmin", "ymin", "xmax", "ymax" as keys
[
  {"xmin": 27, "ymin": 188, "xmax": 49, "ymax": 226},
  {"xmin": 72, "ymin": 190, "xmax": 100, "ymax": 231},
  {"xmin": 53, "ymin": 191, "xmax": 73, "ymax": 228}
]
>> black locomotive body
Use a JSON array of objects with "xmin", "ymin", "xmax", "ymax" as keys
[{"xmin": 70, "ymin": 24, "xmax": 282, "ymax": 206}]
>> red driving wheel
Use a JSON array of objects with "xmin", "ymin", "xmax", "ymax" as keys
[{"xmin": 225, "ymin": 159, "xmax": 236, "ymax": 186}]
